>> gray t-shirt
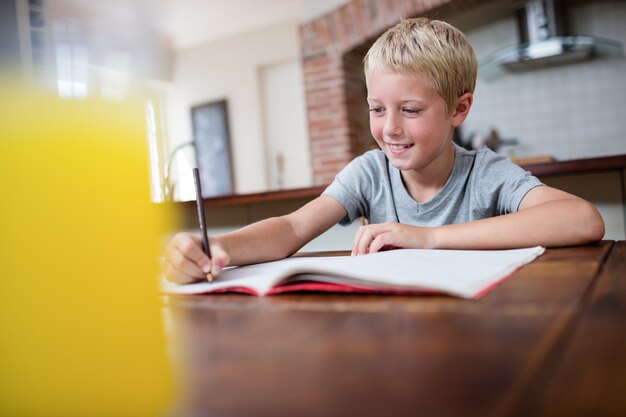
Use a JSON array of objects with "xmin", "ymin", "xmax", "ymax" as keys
[{"xmin": 322, "ymin": 144, "xmax": 543, "ymax": 226}]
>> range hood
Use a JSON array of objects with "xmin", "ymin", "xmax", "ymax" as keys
[{"xmin": 479, "ymin": 0, "xmax": 623, "ymax": 79}]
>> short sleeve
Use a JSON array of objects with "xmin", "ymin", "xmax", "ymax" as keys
[
  {"xmin": 322, "ymin": 152, "xmax": 381, "ymax": 225},
  {"xmin": 472, "ymin": 147, "xmax": 543, "ymax": 215}
]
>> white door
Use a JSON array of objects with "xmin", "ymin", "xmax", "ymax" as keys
[{"xmin": 260, "ymin": 60, "xmax": 312, "ymax": 189}]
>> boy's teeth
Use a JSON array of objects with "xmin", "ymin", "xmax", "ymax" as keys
[{"xmin": 390, "ymin": 144, "xmax": 411, "ymax": 150}]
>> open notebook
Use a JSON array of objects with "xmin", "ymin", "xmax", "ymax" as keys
[{"xmin": 161, "ymin": 246, "xmax": 545, "ymax": 299}]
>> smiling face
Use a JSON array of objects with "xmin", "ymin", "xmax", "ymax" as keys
[{"xmin": 366, "ymin": 70, "xmax": 470, "ymax": 179}]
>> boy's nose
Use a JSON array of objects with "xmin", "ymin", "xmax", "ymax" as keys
[{"xmin": 383, "ymin": 114, "xmax": 403, "ymax": 138}]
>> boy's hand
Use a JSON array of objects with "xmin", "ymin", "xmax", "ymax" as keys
[
  {"xmin": 352, "ymin": 222, "xmax": 435, "ymax": 255},
  {"xmin": 164, "ymin": 232, "xmax": 230, "ymax": 284}
]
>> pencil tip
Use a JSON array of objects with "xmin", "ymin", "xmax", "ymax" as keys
[{"xmin": 206, "ymin": 273, "xmax": 214, "ymax": 283}]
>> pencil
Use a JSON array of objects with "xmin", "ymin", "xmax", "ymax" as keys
[{"xmin": 193, "ymin": 168, "xmax": 214, "ymax": 282}]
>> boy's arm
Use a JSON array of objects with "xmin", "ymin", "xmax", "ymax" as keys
[
  {"xmin": 432, "ymin": 186, "xmax": 605, "ymax": 249},
  {"xmin": 355, "ymin": 186, "xmax": 605, "ymax": 254},
  {"xmin": 218, "ymin": 195, "xmax": 346, "ymax": 265},
  {"xmin": 165, "ymin": 196, "xmax": 346, "ymax": 283}
]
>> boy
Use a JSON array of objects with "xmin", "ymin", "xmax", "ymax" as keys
[{"xmin": 164, "ymin": 18, "xmax": 604, "ymax": 284}]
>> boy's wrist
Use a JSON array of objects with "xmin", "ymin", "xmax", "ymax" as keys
[
  {"xmin": 211, "ymin": 235, "xmax": 227, "ymax": 256},
  {"xmin": 428, "ymin": 226, "xmax": 446, "ymax": 249}
]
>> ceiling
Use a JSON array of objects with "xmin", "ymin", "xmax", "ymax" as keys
[
  {"xmin": 57, "ymin": 0, "xmax": 353, "ymax": 51},
  {"xmin": 151, "ymin": 0, "xmax": 303, "ymax": 50}
]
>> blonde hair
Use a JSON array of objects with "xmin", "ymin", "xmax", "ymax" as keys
[{"xmin": 364, "ymin": 17, "xmax": 477, "ymax": 114}]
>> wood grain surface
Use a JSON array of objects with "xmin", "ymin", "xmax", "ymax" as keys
[{"xmin": 163, "ymin": 242, "xmax": 623, "ymax": 417}]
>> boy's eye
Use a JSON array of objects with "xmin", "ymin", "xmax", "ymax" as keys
[
  {"xmin": 402, "ymin": 108, "xmax": 422, "ymax": 115},
  {"xmin": 368, "ymin": 107, "xmax": 384, "ymax": 114}
]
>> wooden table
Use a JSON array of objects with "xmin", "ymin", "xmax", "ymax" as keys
[{"xmin": 163, "ymin": 241, "xmax": 626, "ymax": 417}]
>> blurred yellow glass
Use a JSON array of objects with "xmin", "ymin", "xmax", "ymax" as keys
[{"xmin": 0, "ymin": 80, "xmax": 172, "ymax": 416}]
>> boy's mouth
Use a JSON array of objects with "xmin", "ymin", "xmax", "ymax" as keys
[{"xmin": 387, "ymin": 143, "xmax": 414, "ymax": 154}]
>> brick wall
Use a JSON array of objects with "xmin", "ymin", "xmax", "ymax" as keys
[{"xmin": 300, "ymin": 0, "xmax": 494, "ymax": 185}]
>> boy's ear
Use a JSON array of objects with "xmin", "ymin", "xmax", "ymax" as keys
[{"xmin": 451, "ymin": 93, "xmax": 473, "ymax": 127}]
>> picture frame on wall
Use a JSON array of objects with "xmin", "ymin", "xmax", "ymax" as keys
[{"xmin": 191, "ymin": 99, "xmax": 234, "ymax": 198}]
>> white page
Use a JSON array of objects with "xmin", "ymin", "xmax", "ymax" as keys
[{"xmin": 160, "ymin": 247, "xmax": 545, "ymax": 299}]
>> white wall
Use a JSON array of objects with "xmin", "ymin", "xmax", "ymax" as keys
[{"xmin": 164, "ymin": 19, "xmax": 304, "ymax": 200}]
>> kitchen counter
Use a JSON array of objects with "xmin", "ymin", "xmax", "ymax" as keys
[
  {"xmin": 180, "ymin": 153, "xmax": 626, "ymax": 208},
  {"xmin": 519, "ymin": 154, "xmax": 626, "ymax": 177}
]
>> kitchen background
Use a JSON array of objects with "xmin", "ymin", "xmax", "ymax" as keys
[
  {"xmin": 161, "ymin": 0, "xmax": 626, "ymax": 200},
  {"xmin": 3, "ymin": 0, "xmax": 625, "ymax": 241},
  {"xmin": 162, "ymin": 0, "xmax": 626, "ymax": 243},
  {"xmin": 463, "ymin": 0, "xmax": 626, "ymax": 160}
]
